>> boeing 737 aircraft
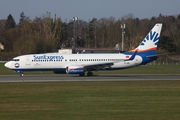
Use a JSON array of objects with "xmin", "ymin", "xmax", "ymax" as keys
[{"xmin": 5, "ymin": 23, "xmax": 163, "ymax": 76}]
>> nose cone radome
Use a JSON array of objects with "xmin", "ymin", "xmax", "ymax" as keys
[{"xmin": 4, "ymin": 62, "xmax": 11, "ymax": 69}]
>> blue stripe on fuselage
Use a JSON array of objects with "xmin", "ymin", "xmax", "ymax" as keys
[{"xmin": 124, "ymin": 50, "xmax": 157, "ymax": 65}]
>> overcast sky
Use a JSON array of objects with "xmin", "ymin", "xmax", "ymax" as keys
[{"xmin": 0, "ymin": 0, "xmax": 179, "ymax": 23}]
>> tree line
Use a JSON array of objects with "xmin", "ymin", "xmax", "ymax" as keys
[{"xmin": 0, "ymin": 12, "xmax": 180, "ymax": 57}]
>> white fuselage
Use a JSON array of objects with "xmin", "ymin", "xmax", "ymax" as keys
[{"xmin": 5, "ymin": 53, "xmax": 143, "ymax": 72}]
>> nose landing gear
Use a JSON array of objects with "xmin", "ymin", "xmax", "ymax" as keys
[
  {"xmin": 14, "ymin": 70, "xmax": 24, "ymax": 77},
  {"xmin": 19, "ymin": 71, "xmax": 24, "ymax": 77}
]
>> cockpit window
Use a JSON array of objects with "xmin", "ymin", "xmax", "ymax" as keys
[{"xmin": 12, "ymin": 59, "xmax": 20, "ymax": 61}]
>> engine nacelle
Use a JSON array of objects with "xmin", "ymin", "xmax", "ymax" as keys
[{"xmin": 66, "ymin": 66, "xmax": 84, "ymax": 74}]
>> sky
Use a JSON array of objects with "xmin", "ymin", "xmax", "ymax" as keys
[{"xmin": 0, "ymin": 0, "xmax": 180, "ymax": 23}]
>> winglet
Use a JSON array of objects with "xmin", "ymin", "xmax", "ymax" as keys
[{"xmin": 126, "ymin": 49, "xmax": 138, "ymax": 61}]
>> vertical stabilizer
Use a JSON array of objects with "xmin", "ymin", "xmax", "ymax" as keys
[{"xmin": 136, "ymin": 23, "xmax": 162, "ymax": 52}]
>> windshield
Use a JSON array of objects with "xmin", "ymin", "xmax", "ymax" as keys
[{"xmin": 11, "ymin": 59, "xmax": 19, "ymax": 61}]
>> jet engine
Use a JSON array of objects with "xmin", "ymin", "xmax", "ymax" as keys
[{"xmin": 66, "ymin": 66, "xmax": 84, "ymax": 74}]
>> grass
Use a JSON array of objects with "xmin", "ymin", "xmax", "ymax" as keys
[
  {"xmin": 2, "ymin": 63, "xmax": 180, "ymax": 75},
  {"xmin": 0, "ymin": 81, "xmax": 180, "ymax": 120}
]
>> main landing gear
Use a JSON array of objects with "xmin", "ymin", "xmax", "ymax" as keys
[
  {"xmin": 79, "ymin": 72, "xmax": 85, "ymax": 76},
  {"xmin": 87, "ymin": 71, "xmax": 93, "ymax": 76},
  {"xmin": 79, "ymin": 71, "xmax": 93, "ymax": 76}
]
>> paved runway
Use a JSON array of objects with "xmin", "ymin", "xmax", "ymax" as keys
[{"xmin": 0, "ymin": 74, "xmax": 180, "ymax": 82}]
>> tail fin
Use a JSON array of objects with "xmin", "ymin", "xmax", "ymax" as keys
[{"xmin": 130, "ymin": 23, "xmax": 162, "ymax": 53}]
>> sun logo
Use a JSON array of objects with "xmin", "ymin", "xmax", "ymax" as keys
[
  {"xmin": 140, "ymin": 31, "xmax": 159, "ymax": 47},
  {"xmin": 15, "ymin": 63, "xmax": 20, "ymax": 68}
]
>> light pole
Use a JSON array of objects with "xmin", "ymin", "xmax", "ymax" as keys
[
  {"xmin": 121, "ymin": 24, "xmax": 125, "ymax": 51},
  {"xmin": 72, "ymin": 17, "xmax": 78, "ymax": 49}
]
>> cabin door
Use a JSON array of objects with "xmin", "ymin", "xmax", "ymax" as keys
[{"xmin": 26, "ymin": 56, "xmax": 31, "ymax": 65}]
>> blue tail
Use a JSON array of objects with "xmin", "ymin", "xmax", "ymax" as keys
[{"xmin": 125, "ymin": 23, "xmax": 163, "ymax": 64}]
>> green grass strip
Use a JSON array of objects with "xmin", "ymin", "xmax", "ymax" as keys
[{"xmin": 0, "ymin": 81, "xmax": 180, "ymax": 120}]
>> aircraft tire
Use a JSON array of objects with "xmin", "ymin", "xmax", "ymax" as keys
[
  {"xmin": 79, "ymin": 72, "xmax": 85, "ymax": 76},
  {"xmin": 87, "ymin": 71, "xmax": 93, "ymax": 76},
  {"xmin": 20, "ymin": 73, "xmax": 24, "ymax": 77}
]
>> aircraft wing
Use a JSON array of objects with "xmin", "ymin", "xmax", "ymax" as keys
[{"xmin": 81, "ymin": 61, "xmax": 115, "ymax": 71}]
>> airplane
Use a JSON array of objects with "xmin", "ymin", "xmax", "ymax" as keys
[{"xmin": 4, "ymin": 23, "xmax": 163, "ymax": 76}]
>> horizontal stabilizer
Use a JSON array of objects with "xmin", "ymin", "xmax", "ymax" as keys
[{"xmin": 146, "ymin": 53, "xmax": 173, "ymax": 58}]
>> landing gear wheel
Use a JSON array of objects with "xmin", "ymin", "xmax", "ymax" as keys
[
  {"xmin": 79, "ymin": 72, "xmax": 85, "ymax": 76},
  {"xmin": 87, "ymin": 71, "xmax": 93, "ymax": 76},
  {"xmin": 20, "ymin": 72, "xmax": 24, "ymax": 77}
]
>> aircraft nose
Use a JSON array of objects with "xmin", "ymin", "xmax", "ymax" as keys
[{"xmin": 4, "ymin": 62, "xmax": 11, "ymax": 68}]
